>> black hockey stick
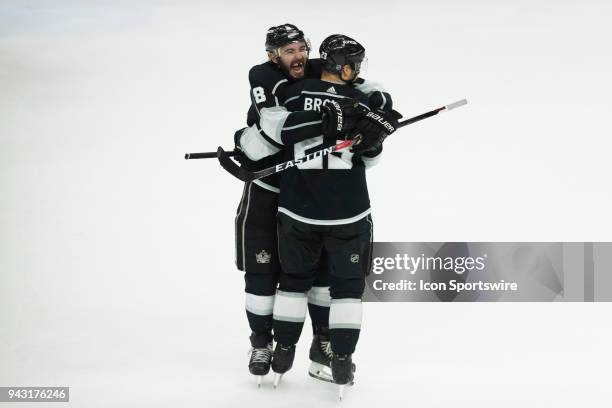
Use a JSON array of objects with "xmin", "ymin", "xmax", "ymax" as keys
[
  {"xmin": 184, "ymin": 150, "xmax": 240, "ymax": 160},
  {"xmin": 218, "ymin": 98, "xmax": 467, "ymax": 182}
]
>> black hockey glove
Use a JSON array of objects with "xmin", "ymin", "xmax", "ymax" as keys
[
  {"xmin": 350, "ymin": 109, "xmax": 402, "ymax": 154},
  {"xmin": 320, "ymin": 99, "xmax": 365, "ymax": 141},
  {"xmin": 368, "ymin": 91, "xmax": 394, "ymax": 112}
]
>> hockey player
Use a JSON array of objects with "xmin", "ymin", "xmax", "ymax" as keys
[
  {"xmin": 268, "ymin": 34, "xmax": 401, "ymax": 398},
  {"xmin": 235, "ymin": 24, "xmax": 394, "ymax": 386},
  {"xmin": 236, "ymin": 24, "xmax": 351, "ymax": 386}
]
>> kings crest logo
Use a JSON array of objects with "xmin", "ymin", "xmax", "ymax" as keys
[{"xmin": 256, "ymin": 250, "xmax": 272, "ymax": 264}]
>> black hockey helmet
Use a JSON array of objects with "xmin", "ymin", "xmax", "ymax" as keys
[
  {"xmin": 319, "ymin": 34, "xmax": 365, "ymax": 74},
  {"xmin": 265, "ymin": 24, "xmax": 309, "ymax": 54}
]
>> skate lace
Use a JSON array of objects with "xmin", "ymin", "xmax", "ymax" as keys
[
  {"xmin": 249, "ymin": 347, "xmax": 272, "ymax": 363},
  {"xmin": 320, "ymin": 340, "xmax": 333, "ymax": 360}
]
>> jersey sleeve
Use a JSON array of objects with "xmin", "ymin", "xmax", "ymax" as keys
[
  {"xmin": 239, "ymin": 64, "xmax": 292, "ymax": 156},
  {"xmin": 248, "ymin": 64, "xmax": 288, "ymax": 112},
  {"xmin": 279, "ymin": 110, "xmax": 323, "ymax": 145},
  {"xmin": 272, "ymin": 81, "xmax": 323, "ymax": 146},
  {"xmin": 276, "ymin": 81, "xmax": 322, "ymax": 145},
  {"xmin": 352, "ymin": 78, "xmax": 393, "ymax": 111}
]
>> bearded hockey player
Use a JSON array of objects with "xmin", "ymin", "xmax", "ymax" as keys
[{"xmin": 235, "ymin": 24, "xmax": 338, "ymax": 387}]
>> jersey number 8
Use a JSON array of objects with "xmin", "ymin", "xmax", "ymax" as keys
[{"xmin": 252, "ymin": 87, "xmax": 266, "ymax": 103}]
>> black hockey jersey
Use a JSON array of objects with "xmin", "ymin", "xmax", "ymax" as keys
[
  {"xmin": 276, "ymin": 79, "xmax": 381, "ymax": 224},
  {"xmin": 238, "ymin": 59, "xmax": 324, "ymax": 189},
  {"xmin": 246, "ymin": 59, "xmax": 323, "ymax": 127}
]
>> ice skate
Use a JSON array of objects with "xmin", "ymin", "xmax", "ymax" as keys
[
  {"xmin": 248, "ymin": 334, "xmax": 273, "ymax": 387},
  {"xmin": 331, "ymin": 353, "xmax": 355, "ymax": 400},
  {"xmin": 309, "ymin": 335, "xmax": 355, "ymax": 383},
  {"xmin": 271, "ymin": 343, "xmax": 295, "ymax": 388}
]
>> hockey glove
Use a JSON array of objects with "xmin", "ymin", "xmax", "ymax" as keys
[
  {"xmin": 320, "ymin": 99, "xmax": 365, "ymax": 141},
  {"xmin": 350, "ymin": 109, "xmax": 402, "ymax": 154},
  {"xmin": 368, "ymin": 91, "xmax": 394, "ymax": 112}
]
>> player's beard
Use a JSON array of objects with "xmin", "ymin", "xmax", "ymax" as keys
[{"xmin": 280, "ymin": 57, "xmax": 306, "ymax": 79}]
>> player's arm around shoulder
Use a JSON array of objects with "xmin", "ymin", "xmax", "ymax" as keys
[
  {"xmin": 353, "ymin": 77, "xmax": 394, "ymax": 112},
  {"xmin": 276, "ymin": 81, "xmax": 326, "ymax": 146}
]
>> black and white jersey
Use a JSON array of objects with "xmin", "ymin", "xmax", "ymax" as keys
[
  {"xmin": 246, "ymin": 59, "xmax": 323, "ymax": 127},
  {"xmin": 276, "ymin": 79, "xmax": 382, "ymax": 225},
  {"xmin": 237, "ymin": 59, "xmax": 323, "ymax": 190}
]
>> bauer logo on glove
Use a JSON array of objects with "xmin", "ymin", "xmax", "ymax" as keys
[{"xmin": 364, "ymin": 110, "xmax": 396, "ymax": 133}]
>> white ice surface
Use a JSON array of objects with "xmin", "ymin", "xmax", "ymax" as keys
[{"xmin": 1, "ymin": 1, "xmax": 611, "ymax": 407}]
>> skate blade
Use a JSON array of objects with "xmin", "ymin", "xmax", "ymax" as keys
[
  {"xmin": 308, "ymin": 362, "xmax": 334, "ymax": 383},
  {"xmin": 272, "ymin": 373, "xmax": 283, "ymax": 388},
  {"xmin": 337, "ymin": 381, "xmax": 355, "ymax": 401},
  {"xmin": 256, "ymin": 375, "xmax": 263, "ymax": 388}
]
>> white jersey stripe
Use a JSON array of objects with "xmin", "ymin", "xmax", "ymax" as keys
[
  {"xmin": 272, "ymin": 78, "xmax": 288, "ymax": 95},
  {"xmin": 283, "ymin": 95, "xmax": 301, "ymax": 105},
  {"xmin": 278, "ymin": 206, "xmax": 371, "ymax": 226},
  {"xmin": 241, "ymin": 182, "xmax": 253, "ymax": 271},
  {"xmin": 253, "ymin": 179, "xmax": 280, "ymax": 193},
  {"xmin": 282, "ymin": 120, "xmax": 322, "ymax": 131}
]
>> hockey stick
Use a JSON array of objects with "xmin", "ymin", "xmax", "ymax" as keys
[
  {"xmin": 184, "ymin": 150, "xmax": 240, "ymax": 160},
  {"xmin": 218, "ymin": 98, "xmax": 467, "ymax": 182}
]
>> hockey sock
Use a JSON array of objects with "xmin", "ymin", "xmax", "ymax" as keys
[
  {"xmin": 329, "ymin": 298, "xmax": 362, "ymax": 355},
  {"xmin": 272, "ymin": 290, "xmax": 307, "ymax": 346},
  {"xmin": 245, "ymin": 293, "xmax": 274, "ymax": 341},
  {"xmin": 307, "ymin": 286, "xmax": 331, "ymax": 335}
]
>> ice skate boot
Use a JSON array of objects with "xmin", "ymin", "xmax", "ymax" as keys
[
  {"xmin": 248, "ymin": 333, "xmax": 273, "ymax": 387},
  {"xmin": 271, "ymin": 343, "xmax": 295, "ymax": 388},
  {"xmin": 331, "ymin": 353, "xmax": 355, "ymax": 400},
  {"xmin": 309, "ymin": 335, "xmax": 356, "ymax": 383}
]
